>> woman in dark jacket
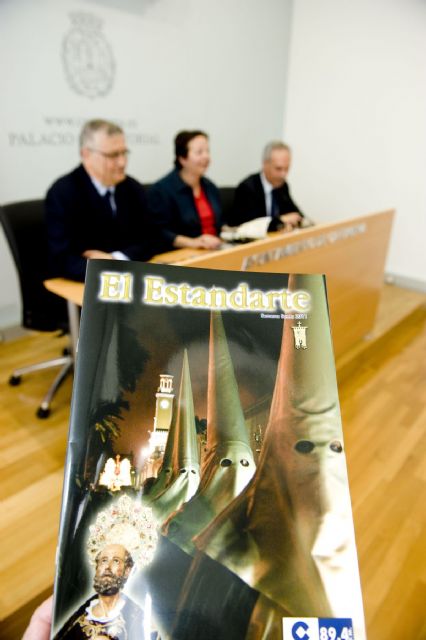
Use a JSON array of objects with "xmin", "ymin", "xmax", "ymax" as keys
[{"xmin": 147, "ymin": 130, "xmax": 222, "ymax": 250}]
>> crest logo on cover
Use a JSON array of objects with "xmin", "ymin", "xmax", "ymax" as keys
[
  {"xmin": 292, "ymin": 321, "xmax": 308, "ymax": 349},
  {"xmin": 62, "ymin": 12, "xmax": 115, "ymax": 98}
]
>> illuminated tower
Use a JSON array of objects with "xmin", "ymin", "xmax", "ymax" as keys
[
  {"xmin": 154, "ymin": 374, "xmax": 174, "ymax": 432},
  {"xmin": 145, "ymin": 375, "xmax": 174, "ymax": 477}
]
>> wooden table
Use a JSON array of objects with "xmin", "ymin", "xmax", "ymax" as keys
[{"xmin": 45, "ymin": 208, "xmax": 394, "ymax": 359}]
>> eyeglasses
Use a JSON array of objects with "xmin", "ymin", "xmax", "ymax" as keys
[{"xmin": 88, "ymin": 148, "xmax": 130, "ymax": 160}]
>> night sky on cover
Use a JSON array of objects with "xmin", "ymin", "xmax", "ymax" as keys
[{"xmin": 79, "ymin": 260, "xmax": 289, "ymax": 458}]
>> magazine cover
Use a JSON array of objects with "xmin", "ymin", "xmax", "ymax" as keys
[{"xmin": 51, "ymin": 260, "xmax": 366, "ymax": 640}]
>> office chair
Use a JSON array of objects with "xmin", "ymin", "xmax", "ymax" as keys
[{"xmin": 0, "ymin": 200, "xmax": 73, "ymax": 418}]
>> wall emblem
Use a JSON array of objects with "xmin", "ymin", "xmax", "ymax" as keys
[
  {"xmin": 292, "ymin": 321, "xmax": 308, "ymax": 349},
  {"xmin": 62, "ymin": 12, "xmax": 115, "ymax": 99}
]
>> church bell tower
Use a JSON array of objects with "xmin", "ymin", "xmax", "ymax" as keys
[
  {"xmin": 154, "ymin": 374, "xmax": 174, "ymax": 432},
  {"xmin": 149, "ymin": 374, "xmax": 174, "ymax": 454}
]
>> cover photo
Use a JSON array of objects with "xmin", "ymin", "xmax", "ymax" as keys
[{"xmin": 51, "ymin": 260, "xmax": 365, "ymax": 640}]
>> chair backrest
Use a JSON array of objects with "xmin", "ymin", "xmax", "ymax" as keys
[
  {"xmin": 218, "ymin": 186, "xmax": 235, "ymax": 225},
  {"xmin": 0, "ymin": 200, "xmax": 68, "ymax": 332}
]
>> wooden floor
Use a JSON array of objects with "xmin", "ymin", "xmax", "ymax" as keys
[
  {"xmin": 0, "ymin": 331, "xmax": 72, "ymax": 640},
  {"xmin": 0, "ymin": 284, "xmax": 425, "ymax": 639}
]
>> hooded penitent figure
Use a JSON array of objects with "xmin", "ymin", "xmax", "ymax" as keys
[
  {"xmin": 163, "ymin": 309, "xmax": 256, "ymax": 554},
  {"xmin": 143, "ymin": 310, "xmax": 256, "ymax": 637},
  {"xmin": 142, "ymin": 349, "xmax": 200, "ymax": 524},
  {"xmin": 171, "ymin": 274, "xmax": 365, "ymax": 639}
]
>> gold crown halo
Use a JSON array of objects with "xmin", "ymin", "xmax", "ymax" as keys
[{"xmin": 87, "ymin": 495, "xmax": 158, "ymax": 568}]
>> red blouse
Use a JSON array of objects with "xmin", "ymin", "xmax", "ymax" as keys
[{"xmin": 194, "ymin": 188, "xmax": 217, "ymax": 236}]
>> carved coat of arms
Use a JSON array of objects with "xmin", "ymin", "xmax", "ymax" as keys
[{"xmin": 62, "ymin": 12, "xmax": 115, "ymax": 99}]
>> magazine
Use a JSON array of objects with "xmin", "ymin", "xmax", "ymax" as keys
[{"xmin": 51, "ymin": 260, "xmax": 366, "ymax": 640}]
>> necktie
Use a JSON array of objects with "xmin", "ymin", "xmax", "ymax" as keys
[
  {"xmin": 270, "ymin": 189, "xmax": 280, "ymax": 218},
  {"xmin": 103, "ymin": 189, "xmax": 115, "ymax": 218},
  {"xmin": 268, "ymin": 189, "xmax": 284, "ymax": 231}
]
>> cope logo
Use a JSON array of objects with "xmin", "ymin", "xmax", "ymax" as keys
[
  {"xmin": 283, "ymin": 618, "xmax": 354, "ymax": 640},
  {"xmin": 283, "ymin": 619, "xmax": 318, "ymax": 639}
]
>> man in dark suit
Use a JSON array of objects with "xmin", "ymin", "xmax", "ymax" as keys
[
  {"xmin": 46, "ymin": 119, "xmax": 161, "ymax": 281},
  {"xmin": 228, "ymin": 141, "xmax": 304, "ymax": 231}
]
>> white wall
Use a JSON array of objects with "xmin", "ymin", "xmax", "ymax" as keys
[
  {"xmin": 284, "ymin": 0, "xmax": 426, "ymax": 288},
  {"xmin": 0, "ymin": 0, "xmax": 293, "ymax": 329}
]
